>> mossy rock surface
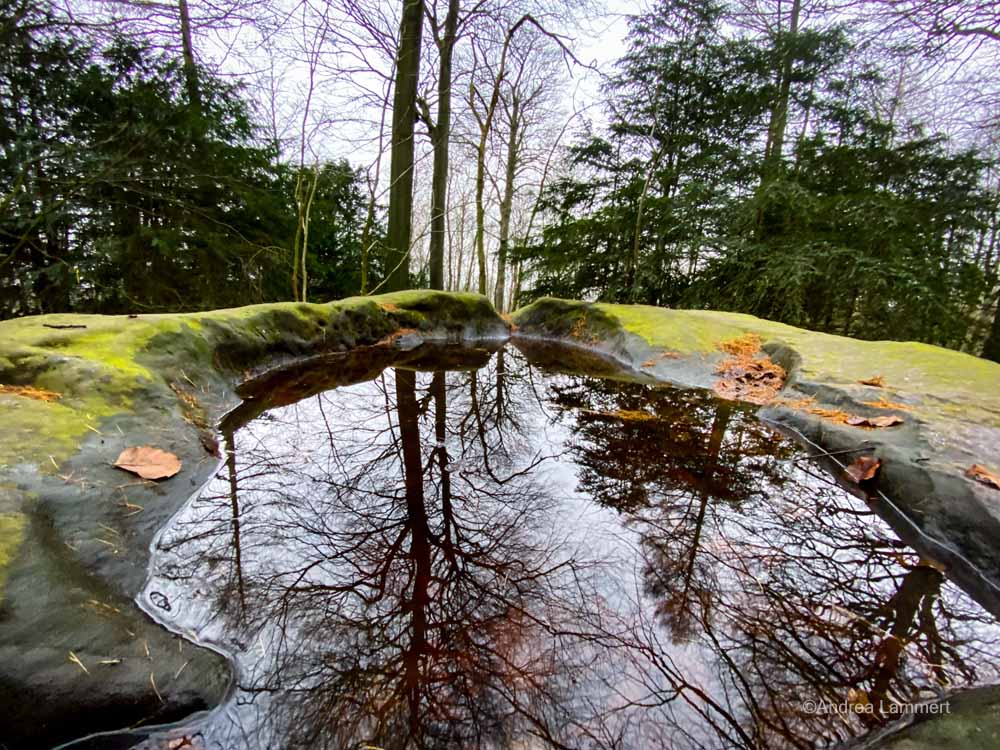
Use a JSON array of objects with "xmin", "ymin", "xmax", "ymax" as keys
[{"xmin": 0, "ymin": 290, "xmax": 507, "ymax": 748}]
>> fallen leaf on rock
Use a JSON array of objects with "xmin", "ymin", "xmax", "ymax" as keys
[
  {"xmin": 718, "ymin": 333, "xmax": 763, "ymax": 358},
  {"xmin": 965, "ymin": 464, "xmax": 1000, "ymax": 490},
  {"xmin": 863, "ymin": 397, "xmax": 910, "ymax": 411},
  {"xmin": 114, "ymin": 446, "xmax": 182, "ymax": 480},
  {"xmin": 845, "ymin": 455, "xmax": 881, "ymax": 484},
  {"xmin": 845, "ymin": 414, "xmax": 904, "ymax": 428},
  {"xmin": 0, "ymin": 384, "xmax": 61, "ymax": 402},
  {"xmin": 713, "ymin": 334, "xmax": 786, "ymax": 405},
  {"xmin": 199, "ymin": 432, "xmax": 220, "ymax": 457},
  {"xmin": 858, "ymin": 375, "xmax": 885, "ymax": 387}
]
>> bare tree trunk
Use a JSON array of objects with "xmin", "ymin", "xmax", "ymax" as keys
[
  {"xmin": 385, "ymin": 0, "xmax": 425, "ymax": 292},
  {"xmin": 473, "ymin": 126, "xmax": 490, "ymax": 295},
  {"xmin": 983, "ymin": 293, "xmax": 1000, "ymax": 362},
  {"xmin": 428, "ymin": 0, "xmax": 459, "ymax": 290},
  {"xmin": 177, "ymin": 0, "xmax": 201, "ymax": 111},
  {"xmin": 494, "ymin": 93, "xmax": 520, "ymax": 311},
  {"xmin": 754, "ymin": 0, "xmax": 801, "ymax": 239},
  {"xmin": 455, "ymin": 195, "xmax": 467, "ymax": 289},
  {"xmin": 361, "ymin": 83, "xmax": 393, "ymax": 294},
  {"xmin": 509, "ymin": 259, "xmax": 522, "ymax": 310},
  {"xmin": 763, "ymin": 0, "xmax": 801, "ymax": 174}
]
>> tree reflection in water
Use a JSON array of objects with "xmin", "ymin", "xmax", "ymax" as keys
[{"xmin": 142, "ymin": 343, "xmax": 1000, "ymax": 750}]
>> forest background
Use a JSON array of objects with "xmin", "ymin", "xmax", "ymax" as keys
[{"xmin": 2, "ymin": 0, "xmax": 999, "ymax": 360}]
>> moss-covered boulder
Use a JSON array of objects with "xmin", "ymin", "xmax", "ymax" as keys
[
  {"xmin": 0, "ymin": 291, "xmax": 507, "ymax": 748},
  {"xmin": 4, "ymin": 289, "xmax": 998, "ymax": 748},
  {"xmin": 513, "ymin": 298, "xmax": 1000, "ymax": 622}
]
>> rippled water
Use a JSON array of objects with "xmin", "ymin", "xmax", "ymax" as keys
[{"xmin": 132, "ymin": 341, "xmax": 1000, "ymax": 750}]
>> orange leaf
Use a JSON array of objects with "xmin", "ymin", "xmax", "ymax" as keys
[
  {"xmin": 966, "ymin": 464, "xmax": 1000, "ymax": 490},
  {"xmin": 0, "ymin": 384, "xmax": 61, "ymax": 402},
  {"xmin": 114, "ymin": 446, "xmax": 182, "ymax": 480},
  {"xmin": 858, "ymin": 375, "xmax": 885, "ymax": 387},
  {"xmin": 845, "ymin": 455, "xmax": 881, "ymax": 484}
]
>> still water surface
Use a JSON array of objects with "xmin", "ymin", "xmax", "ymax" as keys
[{"xmin": 136, "ymin": 341, "xmax": 1000, "ymax": 749}]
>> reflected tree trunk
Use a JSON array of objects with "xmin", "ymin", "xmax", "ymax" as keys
[
  {"xmin": 394, "ymin": 369, "xmax": 432, "ymax": 736},
  {"xmin": 867, "ymin": 565, "xmax": 944, "ymax": 716},
  {"xmin": 223, "ymin": 428, "xmax": 246, "ymax": 618},
  {"xmin": 679, "ymin": 403, "xmax": 732, "ymax": 605}
]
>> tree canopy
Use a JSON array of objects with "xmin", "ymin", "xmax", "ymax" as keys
[
  {"xmin": 0, "ymin": 0, "xmax": 380, "ymax": 316},
  {"xmin": 517, "ymin": 0, "xmax": 998, "ymax": 352},
  {"xmin": 2, "ymin": 0, "xmax": 998, "ymax": 359}
]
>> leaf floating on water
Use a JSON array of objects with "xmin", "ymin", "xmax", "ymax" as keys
[
  {"xmin": 199, "ymin": 432, "xmax": 220, "ymax": 457},
  {"xmin": 965, "ymin": 464, "xmax": 1000, "ymax": 490},
  {"xmin": 845, "ymin": 414, "xmax": 904, "ymax": 428},
  {"xmin": 166, "ymin": 735, "xmax": 201, "ymax": 749},
  {"xmin": 847, "ymin": 687, "xmax": 871, "ymax": 710},
  {"xmin": 858, "ymin": 375, "xmax": 885, "ymax": 387},
  {"xmin": 114, "ymin": 446, "xmax": 182, "ymax": 480},
  {"xmin": 845, "ymin": 455, "xmax": 881, "ymax": 484}
]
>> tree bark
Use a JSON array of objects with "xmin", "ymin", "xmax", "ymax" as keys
[
  {"xmin": 982, "ymin": 293, "xmax": 1000, "ymax": 362},
  {"xmin": 763, "ymin": 0, "xmax": 801, "ymax": 175},
  {"xmin": 473, "ymin": 122, "xmax": 490, "ymax": 295},
  {"xmin": 177, "ymin": 0, "xmax": 201, "ymax": 111},
  {"xmin": 428, "ymin": 0, "xmax": 459, "ymax": 290},
  {"xmin": 494, "ymin": 93, "xmax": 520, "ymax": 311},
  {"xmin": 385, "ymin": 0, "xmax": 425, "ymax": 292}
]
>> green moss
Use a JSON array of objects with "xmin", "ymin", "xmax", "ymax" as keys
[
  {"xmin": 0, "ymin": 291, "xmax": 505, "ymax": 472},
  {"xmin": 0, "ymin": 315, "xmax": 204, "ymax": 384},
  {"xmin": 513, "ymin": 298, "xmax": 1000, "ymax": 430},
  {"xmin": 597, "ymin": 305, "xmax": 756, "ymax": 354},
  {"xmin": 0, "ymin": 394, "xmax": 119, "ymax": 467},
  {"xmin": 0, "ymin": 511, "xmax": 27, "ymax": 602}
]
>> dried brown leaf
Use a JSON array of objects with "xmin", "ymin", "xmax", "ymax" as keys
[
  {"xmin": 0, "ymin": 384, "xmax": 61, "ymax": 401},
  {"xmin": 114, "ymin": 446, "xmax": 182, "ymax": 481},
  {"xmin": 862, "ymin": 397, "xmax": 911, "ymax": 411},
  {"xmin": 845, "ymin": 455, "xmax": 881, "ymax": 484},
  {"xmin": 858, "ymin": 375, "xmax": 885, "ymax": 387},
  {"xmin": 845, "ymin": 414, "xmax": 904, "ymax": 428},
  {"xmin": 966, "ymin": 464, "xmax": 1000, "ymax": 490},
  {"xmin": 713, "ymin": 335, "xmax": 785, "ymax": 406}
]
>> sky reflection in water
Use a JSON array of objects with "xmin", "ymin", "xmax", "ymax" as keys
[{"xmin": 140, "ymin": 342, "xmax": 1000, "ymax": 750}]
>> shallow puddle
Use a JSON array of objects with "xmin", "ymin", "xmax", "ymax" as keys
[{"xmin": 129, "ymin": 342, "xmax": 1000, "ymax": 749}]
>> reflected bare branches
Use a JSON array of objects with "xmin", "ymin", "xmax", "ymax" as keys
[{"xmin": 143, "ymin": 344, "xmax": 1000, "ymax": 750}]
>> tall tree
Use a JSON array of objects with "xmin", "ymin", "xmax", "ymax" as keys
[
  {"xmin": 424, "ymin": 0, "xmax": 460, "ymax": 290},
  {"xmin": 385, "ymin": 0, "xmax": 426, "ymax": 291}
]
